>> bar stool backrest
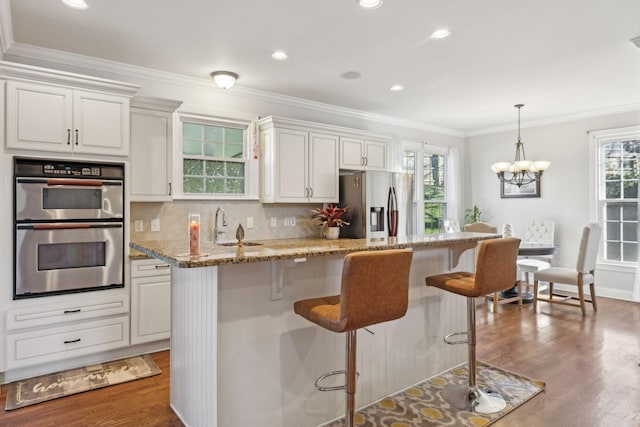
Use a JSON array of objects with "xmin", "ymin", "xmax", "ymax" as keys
[
  {"xmin": 576, "ymin": 223, "xmax": 601, "ymax": 274},
  {"xmin": 472, "ymin": 237, "xmax": 521, "ymax": 296},
  {"xmin": 340, "ymin": 249, "xmax": 413, "ymax": 331}
]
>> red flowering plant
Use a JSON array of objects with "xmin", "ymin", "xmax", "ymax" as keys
[{"xmin": 311, "ymin": 204, "xmax": 350, "ymax": 232}]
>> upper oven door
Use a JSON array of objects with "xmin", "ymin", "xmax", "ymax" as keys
[{"xmin": 15, "ymin": 177, "xmax": 124, "ymax": 221}]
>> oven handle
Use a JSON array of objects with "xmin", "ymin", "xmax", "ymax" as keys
[
  {"xmin": 16, "ymin": 178, "xmax": 122, "ymax": 187},
  {"xmin": 20, "ymin": 223, "xmax": 123, "ymax": 230}
]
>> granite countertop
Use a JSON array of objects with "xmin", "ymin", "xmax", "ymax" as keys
[{"xmin": 129, "ymin": 232, "xmax": 499, "ymax": 268}]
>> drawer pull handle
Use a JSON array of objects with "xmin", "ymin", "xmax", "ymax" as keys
[
  {"xmin": 64, "ymin": 338, "xmax": 81, "ymax": 344},
  {"xmin": 155, "ymin": 264, "xmax": 171, "ymax": 269},
  {"xmin": 64, "ymin": 309, "xmax": 81, "ymax": 314}
]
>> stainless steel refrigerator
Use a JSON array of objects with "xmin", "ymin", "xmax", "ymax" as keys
[{"xmin": 339, "ymin": 170, "xmax": 414, "ymax": 239}]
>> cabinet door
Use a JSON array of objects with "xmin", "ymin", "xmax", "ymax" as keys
[
  {"xmin": 309, "ymin": 132, "xmax": 339, "ymax": 202},
  {"xmin": 275, "ymin": 128, "xmax": 308, "ymax": 202},
  {"xmin": 73, "ymin": 90, "xmax": 130, "ymax": 156},
  {"xmin": 130, "ymin": 108, "xmax": 173, "ymax": 201},
  {"xmin": 6, "ymin": 80, "xmax": 74, "ymax": 152},
  {"xmin": 364, "ymin": 140, "xmax": 387, "ymax": 171},
  {"xmin": 339, "ymin": 136, "xmax": 364, "ymax": 169},
  {"xmin": 131, "ymin": 275, "xmax": 171, "ymax": 345}
]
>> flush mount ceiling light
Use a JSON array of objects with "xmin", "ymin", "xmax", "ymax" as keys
[
  {"xmin": 430, "ymin": 28, "xmax": 452, "ymax": 39},
  {"xmin": 358, "ymin": 0, "xmax": 383, "ymax": 9},
  {"xmin": 632, "ymin": 36, "xmax": 640, "ymax": 49},
  {"xmin": 210, "ymin": 71, "xmax": 239, "ymax": 89},
  {"xmin": 271, "ymin": 50, "xmax": 288, "ymax": 60},
  {"xmin": 389, "ymin": 84, "xmax": 404, "ymax": 92},
  {"xmin": 491, "ymin": 104, "xmax": 550, "ymax": 187},
  {"xmin": 61, "ymin": 0, "xmax": 88, "ymax": 9}
]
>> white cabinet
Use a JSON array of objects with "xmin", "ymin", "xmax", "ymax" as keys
[
  {"xmin": 6, "ymin": 80, "xmax": 131, "ymax": 156},
  {"xmin": 130, "ymin": 258, "xmax": 171, "ymax": 345},
  {"xmin": 4, "ymin": 293, "xmax": 130, "ymax": 370},
  {"xmin": 130, "ymin": 97, "xmax": 182, "ymax": 201},
  {"xmin": 260, "ymin": 118, "xmax": 339, "ymax": 203},
  {"xmin": 340, "ymin": 136, "xmax": 387, "ymax": 171}
]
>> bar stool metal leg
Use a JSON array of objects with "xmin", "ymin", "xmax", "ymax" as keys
[
  {"xmin": 345, "ymin": 330, "xmax": 357, "ymax": 427},
  {"xmin": 442, "ymin": 297, "xmax": 506, "ymax": 414}
]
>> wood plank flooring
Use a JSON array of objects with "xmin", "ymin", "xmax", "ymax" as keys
[{"xmin": 1, "ymin": 295, "xmax": 639, "ymax": 426}]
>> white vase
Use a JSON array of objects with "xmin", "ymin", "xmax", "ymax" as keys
[{"xmin": 325, "ymin": 227, "xmax": 340, "ymax": 240}]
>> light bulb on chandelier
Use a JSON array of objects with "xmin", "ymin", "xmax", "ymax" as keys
[{"xmin": 490, "ymin": 104, "xmax": 550, "ymax": 187}]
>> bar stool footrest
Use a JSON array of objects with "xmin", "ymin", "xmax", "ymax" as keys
[
  {"xmin": 314, "ymin": 370, "xmax": 360, "ymax": 392},
  {"xmin": 444, "ymin": 331, "xmax": 469, "ymax": 345}
]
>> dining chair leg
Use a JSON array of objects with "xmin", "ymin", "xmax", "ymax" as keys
[
  {"xmin": 493, "ymin": 292, "xmax": 498, "ymax": 312},
  {"xmin": 517, "ymin": 280, "xmax": 523, "ymax": 306},
  {"xmin": 590, "ymin": 283, "xmax": 598, "ymax": 311},
  {"xmin": 577, "ymin": 284, "xmax": 586, "ymax": 316},
  {"xmin": 549, "ymin": 283, "xmax": 554, "ymax": 299}
]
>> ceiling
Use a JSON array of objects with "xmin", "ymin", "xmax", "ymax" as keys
[{"xmin": 3, "ymin": 0, "xmax": 640, "ymax": 133}]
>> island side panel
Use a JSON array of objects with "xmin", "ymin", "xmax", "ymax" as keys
[
  {"xmin": 171, "ymin": 265, "xmax": 219, "ymax": 427},
  {"xmin": 217, "ymin": 247, "xmax": 472, "ymax": 426}
]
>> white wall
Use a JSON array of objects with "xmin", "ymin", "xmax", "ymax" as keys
[{"xmin": 465, "ymin": 110, "xmax": 640, "ymax": 300}]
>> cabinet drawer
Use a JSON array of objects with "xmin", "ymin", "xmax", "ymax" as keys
[
  {"xmin": 5, "ymin": 293, "xmax": 129, "ymax": 331},
  {"xmin": 131, "ymin": 258, "xmax": 172, "ymax": 278},
  {"xmin": 6, "ymin": 316, "xmax": 130, "ymax": 369}
]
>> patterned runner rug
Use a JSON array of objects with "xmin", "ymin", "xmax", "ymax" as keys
[
  {"xmin": 324, "ymin": 361, "xmax": 545, "ymax": 426},
  {"xmin": 5, "ymin": 354, "xmax": 161, "ymax": 410}
]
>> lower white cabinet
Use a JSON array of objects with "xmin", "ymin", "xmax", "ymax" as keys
[
  {"xmin": 4, "ymin": 293, "xmax": 130, "ymax": 370},
  {"xmin": 130, "ymin": 258, "xmax": 172, "ymax": 345}
]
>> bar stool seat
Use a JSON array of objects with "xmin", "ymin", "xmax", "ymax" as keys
[
  {"xmin": 294, "ymin": 249, "xmax": 413, "ymax": 427},
  {"xmin": 425, "ymin": 237, "xmax": 520, "ymax": 414}
]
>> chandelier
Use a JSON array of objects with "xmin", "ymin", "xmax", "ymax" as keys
[{"xmin": 490, "ymin": 104, "xmax": 550, "ymax": 187}]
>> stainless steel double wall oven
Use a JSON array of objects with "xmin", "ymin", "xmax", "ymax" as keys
[{"xmin": 14, "ymin": 157, "xmax": 125, "ymax": 299}]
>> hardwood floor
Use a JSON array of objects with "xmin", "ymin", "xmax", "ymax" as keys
[{"xmin": 1, "ymin": 296, "xmax": 639, "ymax": 426}]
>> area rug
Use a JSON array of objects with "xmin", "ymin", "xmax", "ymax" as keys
[
  {"xmin": 5, "ymin": 354, "xmax": 161, "ymax": 410},
  {"xmin": 324, "ymin": 361, "xmax": 545, "ymax": 426}
]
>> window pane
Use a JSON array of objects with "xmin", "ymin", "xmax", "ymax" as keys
[
  {"xmin": 606, "ymin": 203, "xmax": 621, "ymax": 221},
  {"xmin": 227, "ymin": 162, "xmax": 244, "ymax": 177},
  {"xmin": 226, "ymin": 128, "xmax": 243, "ymax": 144},
  {"xmin": 205, "ymin": 178, "xmax": 225, "ymax": 193},
  {"xmin": 183, "ymin": 140, "xmax": 202, "ymax": 155},
  {"xmin": 226, "ymin": 143, "xmax": 243, "ymax": 159},
  {"xmin": 204, "ymin": 141, "xmax": 224, "ymax": 157},
  {"xmin": 605, "ymin": 181, "xmax": 621, "ymax": 199},
  {"xmin": 623, "ymin": 222, "xmax": 637, "ymax": 241},
  {"xmin": 424, "ymin": 203, "xmax": 444, "ymax": 235},
  {"xmin": 624, "ymin": 243, "xmax": 638, "ymax": 262},
  {"xmin": 183, "ymin": 177, "xmax": 204, "ymax": 193},
  {"xmin": 183, "ymin": 159, "xmax": 203, "ymax": 176},
  {"xmin": 606, "ymin": 242, "xmax": 621, "ymax": 261},
  {"xmin": 204, "ymin": 126, "xmax": 224, "ymax": 142},
  {"xmin": 205, "ymin": 160, "xmax": 225, "ymax": 177},
  {"xmin": 183, "ymin": 123, "xmax": 202, "ymax": 140},
  {"xmin": 227, "ymin": 178, "xmax": 244, "ymax": 194},
  {"xmin": 606, "ymin": 222, "xmax": 620, "ymax": 240},
  {"xmin": 622, "ymin": 203, "xmax": 638, "ymax": 221},
  {"xmin": 623, "ymin": 179, "xmax": 638, "ymax": 198}
]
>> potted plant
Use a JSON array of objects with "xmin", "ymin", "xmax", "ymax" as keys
[
  {"xmin": 311, "ymin": 204, "xmax": 350, "ymax": 239},
  {"xmin": 464, "ymin": 205, "xmax": 483, "ymax": 225}
]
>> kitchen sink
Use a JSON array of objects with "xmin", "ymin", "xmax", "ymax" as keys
[{"xmin": 217, "ymin": 241, "xmax": 263, "ymax": 247}]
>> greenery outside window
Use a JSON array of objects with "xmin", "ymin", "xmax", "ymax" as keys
[
  {"xmin": 402, "ymin": 144, "xmax": 448, "ymax": 235},
  {"xmin": 179, "ymin": 118, "xmax": 248, "ymax": 197},
  {"xmin": 599, "ymin": 137, "xmax": 639, "ymax": 263}
]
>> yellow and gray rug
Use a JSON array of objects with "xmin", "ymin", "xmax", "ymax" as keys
[
  {"xmin": 5, "ymin": 354, "xmax": 161, "ymax": 410},
  {"xmin": 324, "ymin": 361, "xmax": 544, "ymax": 426}
]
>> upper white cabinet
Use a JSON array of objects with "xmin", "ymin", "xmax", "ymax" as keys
[
  {"xmin": 340, "ymin": 136, "xmax": 387, "ymax": 171},
  {"xmin": 2, "ymin": 61, "xmax": 140, "ymax": 156},
  {"xmin": 260, "ymin": 120, "xmax": 339, "ymax": 203},
  {"xmin": 130, "ymin": 97, "xmax": 183, "ymax": 202}
]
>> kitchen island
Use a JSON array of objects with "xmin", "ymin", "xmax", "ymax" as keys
[{"xmin": 130, "ymin": 232, "xmax": 498, "ymax": 427}]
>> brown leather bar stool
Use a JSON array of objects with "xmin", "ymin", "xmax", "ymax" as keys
[
  {"xmin": 294, "ymin": 249, "xmax": 413, "ymax": 427},
  {"xmin": 425, "ymin": 237, "xmax": 520, "ymax": 414}
]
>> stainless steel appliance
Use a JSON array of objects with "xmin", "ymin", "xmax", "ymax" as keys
[
  {"xmin": 14, "ymin": 157, "xmax": 125, "ymax": 299},
  {"xmin": 339, "ymin": 170, "xmax": 414, "ymax": 239}
]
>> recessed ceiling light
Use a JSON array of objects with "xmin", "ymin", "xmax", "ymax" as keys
[
  {"xmin": 389, "ymin": 84, "xmax": 404, "ymax": 92},
  {"xmin": 358, "ymin": 0, "xmax": 383, "ymax": 9},
  {"xmin": 430, "ymin": 28, "xmax": 452, "ymax": 39},
  {"xmin": 341, "ymin": 71, "xmax": 362, "ymax": 80},
  {"xmin": 271, "ymin": 50, "xmax": 288, "ymax": 60},
  {"xmin": 61, "ymin": 0, "xmax": 88, "ymax": 9}
]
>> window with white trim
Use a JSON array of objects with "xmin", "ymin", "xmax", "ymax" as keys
[
  {"xmin": 402, "ymin": 143, "xmax": 448, "ymax": 235},
  {"xmin": 596, "ymin": 128, "xmax": 639, "ymax": 263},
  {"xmin": 176, "ymin": 115, "xmax": 252, "ymax": 199}
]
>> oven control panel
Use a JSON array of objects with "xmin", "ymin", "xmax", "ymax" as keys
[{"xmin": 14, "ymin": 157, "xmax": 124, "ymax": 180}]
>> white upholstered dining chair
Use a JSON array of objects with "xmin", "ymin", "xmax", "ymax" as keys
[
  {"xmin": 442, "ymin": 218, "xmax": 461, "ymax": 233},
  {"xmin": 517, "ymin": 219, "xmax": 555, "ymax": 287},
  {"xmin": 533, "ymin": 223, "xmax": 601, "ymax": 316}
]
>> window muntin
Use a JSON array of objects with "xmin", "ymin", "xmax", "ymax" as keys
[
  {"xmin": 599, "ymin": 138, "xmax": 639, "ymax": 263},
  {"xmin": 181, "ymin": 121, "xmax": 246, "ymax": 195}
]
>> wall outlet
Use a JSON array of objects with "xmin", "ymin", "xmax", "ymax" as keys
[
  {"xmin": 246, "ymin": 217, "xmax": 254, "ymax": 229},
  {"xmin": 134, "ymin": 219, "xmax": 143, "ymax": 232},
  {"xmin": 284, "ymin": 217, "xmax": 290, "ymax": 227},
  {"xmin": 151, "ymin": 218, "xmax": 160, "ymax": 232},
  {"xmin": 270, "ymin": 217, "xmax": 277, "ymax": 227},
  {"xmin": 289, "ymin": 216, "xmax": 296, "ymax": 226}
]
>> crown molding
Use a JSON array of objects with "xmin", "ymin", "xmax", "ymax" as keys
[
  {"xmin": 4, "ymin": 41, "xmax": 465, "ymax": 137},
  {"xmin": 466, "ymin": 103, "xmax": 640, "ymax": 137},
  {"xmin": 131, "ymin": 96, "xmax": 183, "ymax": 112}
]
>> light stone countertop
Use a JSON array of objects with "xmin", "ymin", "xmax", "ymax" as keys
[{"xmin": 130, "ymin": 232, "xmax": 500, "ymax": 268}]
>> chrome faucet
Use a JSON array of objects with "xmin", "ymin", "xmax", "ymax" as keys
[{"xmin": 213, "ymin": 207, "xmax": 228, "ymax": 244}]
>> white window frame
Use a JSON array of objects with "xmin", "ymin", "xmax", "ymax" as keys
[
  {"xmin": 401, "ymin": 140, "xmax": 450, "ymax": 236},
  {"xmin": 589, "ymin": 124, "xmax": 639, "ymax": 271},
  {"xmin": 173, "ymin": 113, "xmax": 259, "ymax": 200}
]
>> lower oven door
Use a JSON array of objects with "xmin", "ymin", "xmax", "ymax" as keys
[{"xmin": 15, "ymin": 222, "xmax": 124, "ymax": 298}]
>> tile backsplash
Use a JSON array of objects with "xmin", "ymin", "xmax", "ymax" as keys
[{"xmin": 130, "ymin": 200, "xmax": 322, "ymax": 243}]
